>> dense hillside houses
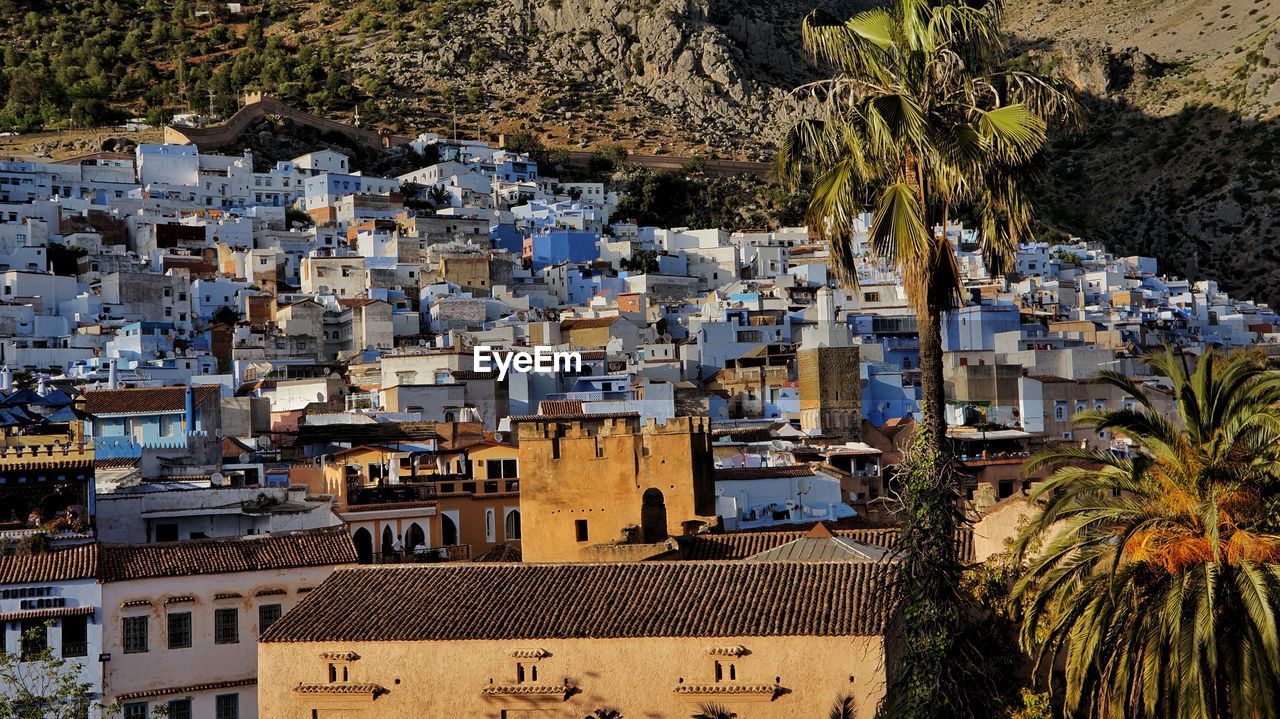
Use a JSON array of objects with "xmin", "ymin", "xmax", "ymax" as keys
[{"xmin": 0, "ymin": 129, "xmax": 1277, "ymax": 718}]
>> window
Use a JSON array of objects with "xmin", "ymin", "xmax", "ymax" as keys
[
  {"xmin": 167, "ymin": 699, "xmax": 191, "ymax": 719},
  {"xmin": 168, "ymin": 612, "xmax": 192, "ymax": 649},
  {"xmin": 19, "ymin": 619, "xmax": 47, "ymax": 660},
  {"xmin": 575, "ymin": 520, "xmax": 589, "ymax": 543},
  {"xmin": 61, "ymin": 615, "xmax": 88, "ymax": 658},
  {"xmin": 258, "ymin": 604, "xmax": 282, "ymax": 635},
  {"xmin": 154, "ymin": 523, "xmax": 179, "ymax": 542},
  {"xmin": 485, "ymin": 509, "xmax": 496, "ymax": 543},
  {"xmin": 215, "ymin": 694, "xmax": 239, "ymax": 719},
  {"xmin": 214, "ymin": 608, "xmax": 239, "ymax": 644},
  {"xmin": 123, "ymin": 616, "xmax": 148, "ymax": 654},
  {"xmin": 504, "ymin": 510, "xmax": 521, "ymax": 541},
  {"xmin": 123, "ymin": 703, "xmax": 148, "ymax": 719}
]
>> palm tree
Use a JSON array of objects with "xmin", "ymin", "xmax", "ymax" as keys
[
  {"xmin": 777, "ymin": 4, "xmax": 1075, "ymax": 717},
  {"xmin": 690, "ymin": 705, "xmax": 734, "ymax": 719},
  {"xmin": 427, "ymin": 184, "xmax": 451, "ymax": 208},
  {"xmin": 777, "ymin": 0, "xmax": 1076, "ymax": 449},
  {"xmin": 1014, "ymin": 348, "xmax": 1280, "ymax": 719}
]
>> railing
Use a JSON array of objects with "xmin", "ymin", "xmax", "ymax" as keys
[
  {"xmin": 546, "ymin": 390, "xmax": 633, "ymax": 402},
  {"xmin": 61, "ymin": 642, "xmax": 88, "ymax": 659},
  {"xmin": 347, "ymin": 483, "xmax": 438, "ymax": 507},
  {"xmin": 371, "ymin": 544, "xmax": 470, "ymax": 564}
]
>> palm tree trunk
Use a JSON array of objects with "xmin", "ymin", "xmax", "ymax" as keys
[{"xmin": 917, "ymin": 305, "xmax": 946, "ymax": 452}]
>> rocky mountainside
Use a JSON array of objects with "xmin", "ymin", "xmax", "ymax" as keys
[
  {"xmin": 1000, "ymin": 0, "xmax": 1280, "ymax": 306},
  {"xmin": 333, "ymin": 0, "xmax": 1280, "ymax": 305},
  {"xmin": 329, "ymin": 0, "xmax": 864, "ymax": 160}
]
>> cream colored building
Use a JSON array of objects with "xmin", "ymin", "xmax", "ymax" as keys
[
  {"xmin": 99, "ymin": 528, "xmax": 357, "ymax": 719},
  {"xmin": 258, "ymin": 561, "xmax": 900, "ymax": 718}
]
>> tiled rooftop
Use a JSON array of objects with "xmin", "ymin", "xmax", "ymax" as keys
[
  {"xmin": 98, "ymin": 527, "xmax": 357, "ymax": 582},
  {"xmin": 263, "ymin": 560, "xmax": 899, "ymax": 643},
  {"xmin": 85, "ymin": 384, "xmax": 221, "ymax": 415}
]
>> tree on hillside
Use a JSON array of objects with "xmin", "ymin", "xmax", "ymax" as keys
[
  {"xmin": 1015, "ymin": 348, "xmax": 1280, "ymax": 719},
  {"xmin": 776, "ymin": 1, "xmax": 1076, "ymax": 717}
]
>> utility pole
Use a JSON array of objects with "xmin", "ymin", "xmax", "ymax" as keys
[{"xmin": 208, "ymin": 89, "xmax": 216, "ymax": 120}]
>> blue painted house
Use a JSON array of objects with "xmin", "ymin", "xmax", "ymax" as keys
[
  {"xmin": 84, "ymin": 385, "xmax": 222, "ymax": 450},
  {"xmin": 529, "ymin": 230, "xmax": 599, "ymax": 270}
]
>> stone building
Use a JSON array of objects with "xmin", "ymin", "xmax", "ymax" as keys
[
  {"xmin": 257, "ymin": 560, "xmax": 900, "ymax": 718},
  {"xmin": 513, "ymin": 413, "xmax": 717, "ymax": 563},
  {"xmin": 797, "ymin": 345, "xmax": 860, "ymax": 440}
]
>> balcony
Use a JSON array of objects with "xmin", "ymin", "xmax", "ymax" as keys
[
  {"xmin": 346, "ymin": 483, "xmax": 438, "ymax": 508},
  {"xmin": 61, "ymin": 642, "xmax": 88, "ymax": 659},
  {"xmin": 370, "ymin": 544, "xmax": 471, "ymax": 564}
]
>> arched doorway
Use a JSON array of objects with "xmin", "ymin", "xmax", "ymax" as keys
[
  {"xmin": 381, "ymin": 525, "xmax": 395, "ymax": 561},
  {"xmin": 405, "ymin": 522, "xmax": 425, "ymax": 552},
  {"xmin": 441, "ymin": 514, "xmax": 458, "ymax": 546},
  {"xmin": 641, "ymin": 488, "xmax": 668, "ymax": 543},
  {"xmin": 503, "ymin": 510, "xmax": 521, "ymax": 541},
  {"xmin": 352, "ymin": 528, "xmax": 373, "ymax": 564}
]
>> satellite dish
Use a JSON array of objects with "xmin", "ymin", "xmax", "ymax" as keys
[
  {"xmin": 214, "ymin": 428, "xmax": 225, "ymax": 438},
  {"xmin": 238, "ymin": 452, "xmax": 251, "ymax": 464},
  {"xmin": 257, "ymin": 435, "xmax": 271, "ymax": 449},
  {"xmin": 796, "ymin": 477, "xmax": 813, "ymax": 495},
  {"xmin": 210, "ymin": 472, "xmax": 226, "ymax": 486}
]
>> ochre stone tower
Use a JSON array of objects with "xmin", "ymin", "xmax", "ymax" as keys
[
  {"xmin": 798, "ymin": 345, "xmax": 861, "ymax": 440},
  {"xmin": 516, "ymin": 414, "xmax": 717, "ymax": 562}
]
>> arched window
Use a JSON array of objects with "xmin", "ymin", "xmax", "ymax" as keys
[
  {"xmin": 641, "ymin": 488, "xmax": 668, "ymax": 544},
  {"xmin": 441, "ymin": 513, "xmax": 458, "ymax": 546},
  {"xmin": 504, "ymin": 509, "xmax": 521, "ymax": 541},
  {"xmin": 351, "ymin": 528, "xmax": 373, "ymax": 564},
  {"xmin": 380, "ymin": 525, "xmax": 395, "ymax": 560}
]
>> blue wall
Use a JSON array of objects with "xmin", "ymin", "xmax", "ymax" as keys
[{"xmin": 530, "ymin": 230, "xmax": 599, "ymax": 270}]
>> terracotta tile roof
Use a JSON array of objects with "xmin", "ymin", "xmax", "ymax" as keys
[
  {"xmin": 0, "ymin": 544, "xmax": 97, "ymax": 584},
  {"xmin": 262, "ymin": 561, "xmax": 899, "ymax": 643},
  {"xmin": 676, "ymin": 527, "xmax": 975, "ymax": 564},
  {"xmin": 0, "ymin": 605, "xmax": 96, "ymax": 623},
  {"xmin": 450, "ymin": 370, "xmax": 499, "ymax": 381},
  {"xmin": 536, "ymin": 399, "xmax": 584, "ymax": 416},
  {"xmin": 337, "ymin": 298, "xmax": 386, "ymax": 308},
  {"xmin": 1025, "ymin": 374, "xmax": 1076, "ymax": 384},
  {"xmin": 294, "ymin": 683, "xmax": 387, "ymax": 697},
  {"xmin": 98, "ymin": 527, "xmax": 357, "ymax": 582},
  {"xmin": 94, "ymin": 457, "xmax": 141, "ymax": 469},
  {"xmin": 560, "ymin": 316, "xmax": 619, "ymax": 330},
  {"xmin": 116, "ymin": 678, "xmax": 256, "ymax": 702},
  {"xmin": 508, "ymin": 411, "xmax": 639, "ymax": 423},
  {"xmin": 713, "ymin": 465, "xmax": 815, "ymax": 482},
  {"xmin": 472, "ymin": 543, "xmax": 522, "ymax": 563},
  {"xmin": 85, "ymin": 384, "xmax": 221, "ymax": 415}
]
